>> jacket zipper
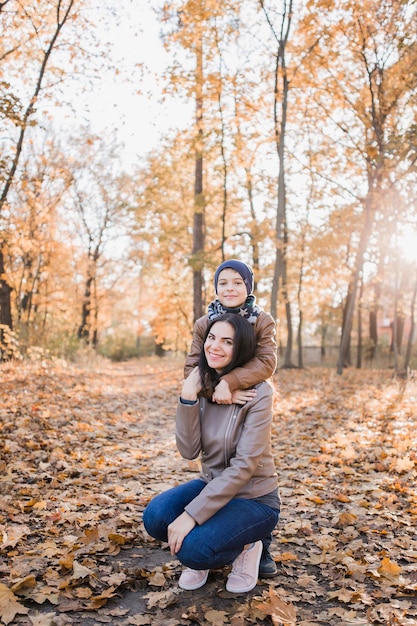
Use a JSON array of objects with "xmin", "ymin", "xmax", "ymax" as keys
[{"xmin": 223, "ymin": 406, "xmax": 238, "ymax": 468}]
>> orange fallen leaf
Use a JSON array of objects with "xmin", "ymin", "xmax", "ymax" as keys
[
  {"xmin": 0, "ymin": 582, "xmax": 29, "ymax": 625},
  {"xmin": 73, "ymin": 586, "xmax": 93, "ymax": 599},
  {"xmin": 308, "ymin": 496, "xmax": 325, "ymax": 504},
  {"xmin": 204, "ymin": 609, "xmax": 230, "ymax": 625},
  {"xmin": 148, "ymin": 571, "xmax": 167, "ymax": 586},
  {"xmin": 86, "ymin": 585, "xmax": 117, "ymax": 609},
  {"xmin": 337, "ymin": 512, "xmax": 358, "ymax": 527},
  {"xmin": 328, "ymin": 588, "xmax": 355, "ymax": 602},
  {"xmin": 59, "ymin": 552, "xmax": 75, "ymax": 570},
  {"xmin": 0, "ymin": 525, "xmax": 30, "ymax": 549},
  {"xmin": 378, "ymin": 557, "xmax": 402, "ymax": 579},
  {"xmin": 70, "ymin": 560, "xmax": 95, "ymax": 581},
  {"xmin": 254, "ymin": 588, "xmax": 297, "ymax": 625},
  {"xmin": 143, "ymin": 589, "xmax": 179, "ymax": 609},
  {"xmin": 79, "ymin": 526, "xmax": 100, "ymax": 545},
  {"xmin": 275, "ymin": 552, "xmax": 298, "ymax": 562},
  {"xmin": 10, "ymin": 576, "xmax": 37, "ymax": 594},
  {"xmin": 108, "ymin": 532, "xmax": 129, "ymax": 545},
  {"xmin": 335, "ymin": 493, "xmax": 350, "ymax": 503},
  {"xmin": 341, "ymin": 445, "xmax": 356, "ymax": 460},
  {"xmin": 393, "ymin": 455, "xmax": 415, "ymax": 473}
]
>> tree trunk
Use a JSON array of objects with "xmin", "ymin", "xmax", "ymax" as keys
[
  {"xmin": 262, "ymin": 0, "xmax": 294, "ymax": 368},
  {"xmin": 337, "ymin": 192, "xmax": 375, "ymax": 374},
  {"xmin": 320, "ymin": 325, "xmax": 327, "ymax": 362},
  {"xmin": 78, "ymin": 275, "xmax": 93, "ymax": 342},
  {"xmin": 0, "ymin": 248, "xmax": 13, "ymax": 357},
  {"xmin": 297, "ymin": 309, "xmax": 303, "ymax": 369},
  {"xmin": 245, "ymin": 168, "xmax": 260, "ymax": 293},
  {"xmin": 296, "ymin": 229, "xmax": 306, "ymax": 369},
  {"xmin": 403, "ymin": 268, "xmax": 417, "ymax": 372},
  {"xmin": 0, "ymin": 248, "xmax": 13, "ymax": 330},
  {"xmin": 369, "ymin": 309, "xmax": 378, "ymax": 361},
  {"xmin": 340, "ymin": 286, "xmax": 353, "ymax": 368},
  {"xmin": 192, "ymin": 26, "xmax": 205, "ymax": 323},
  {"xmin": 92, "ymin": 276, "xmax": 98, "ymax": 347},
  {"xmin": 368, "ymin": 261, "xmax": 383, "ymax": 360},
  {"xmin": 217, "ymin": 60, "xmax": 227, "ymax": 262},
  {"xmin": 356, "ymin": 274, "xmax": 364, "ymax": 369},
  {"xmin": 391, "ymin": 315, "xmax": 405, "ymax": 355}
]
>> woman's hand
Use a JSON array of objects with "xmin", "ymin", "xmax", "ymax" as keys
[
  {"xmin": 230, "ymin": 388, "xmax": 257, "ymax": 405},
  {"xmin": 181, "ymin": 366, "xmax": 202, "ymax": 401},
  {"xmin": 167, "ymin": 511, "xmax": 196, "ymax": 555}
]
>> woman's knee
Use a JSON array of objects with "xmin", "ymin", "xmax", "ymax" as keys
[
  {"xmin": 142, "ymin": 504, "xmax": 154, "ymax": 535},
  {"xmin": 143, "ymin": 499, "xmax": 168, "ymax": 540},
  {"xmin": 177, "ymin": 534, "xmax": 213, "ymax": 569}
]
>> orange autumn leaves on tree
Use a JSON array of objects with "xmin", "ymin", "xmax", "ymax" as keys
[{"xmin": 2, "ymin": 1, "xmax": 417, "ymax": 369}]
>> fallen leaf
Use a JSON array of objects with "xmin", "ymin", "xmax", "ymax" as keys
[
  {"xmin": 393, "ymin": 454, "xmax": 415, "ymax": 473},
  {"xmin": 378, "ymin": 556, "xmax": 402, "ymax": 580},
  {"xmin": 70, "ymin": 560, "xmax": 95, "ymax": 581},
  {"xmin": 275, "ymin": 552, "xmax": 297, "ymax": 562},
  {"xmin": 254, "ymin": 588, "xmax": 297, "ymax": 625},
  {"xmin": 327, "ymin": 588, "xmax": 355, "ymax": 602},
  {"xmin": 10, "ymin": 576, "xmax": 37, "ymax": 595},
  {"xmin": 143, "ymin": 589, "xmax": 179, "ymax": 609},
  {"xmin": 1, "ymin": 360, "xmax": 417, "ymax": 625},
  {"xmin": 0, "ymin": 525, "xmax": 30, "ymax": 549},
  {"xmin": 29, "ymin": 612, "xmax": 57, "ymax": 626},
  {"xmin": 337, "ymin": 512, "xmax": 358, "ymax": 527},
  {"xmin": 127, "ymin": 615, "xmax": 153, "ymax": 625},
  {"xmin": 148, "ymin": 571, "xmax": 167, "ymax": 586},
  {"xmin": 204, "ymin": 609, "xmax": 229, "ymax": 625},
  {"xmin": 0, "ymin": 582, "xmax": 29, "ymax": 625}
]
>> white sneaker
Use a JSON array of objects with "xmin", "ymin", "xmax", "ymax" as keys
[
  {"xmin": 226, "ymin": 540, "xmax": 263, "ymax": 593},
  {"xmin": 178, "ymin": 567, "xmax": 209, "ymax": 590}
]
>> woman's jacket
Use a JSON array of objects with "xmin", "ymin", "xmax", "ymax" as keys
[{"xmin": 176, "ymin": 381, "xmax": 278, "ymax": 526}]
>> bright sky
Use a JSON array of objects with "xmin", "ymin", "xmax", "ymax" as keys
[{"xmin": 81, "ymin": 1, "xmax": 191, "ymax": 169}]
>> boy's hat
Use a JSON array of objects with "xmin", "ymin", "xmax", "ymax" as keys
[{"xmin": 214, "ymin": 259, "xmax": 254, "ymax": 296}]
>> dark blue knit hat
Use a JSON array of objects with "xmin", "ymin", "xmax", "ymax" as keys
[{"xmin": 214, "ymin": 259, "xmax": 254, "ymax": 296}]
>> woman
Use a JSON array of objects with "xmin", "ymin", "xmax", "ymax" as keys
[
  {"xmin": 143, "ymin": 313, "xmax": 280, "ymax": 593},
  {"xmin": 184, "ymin": 259, "xmax": 278, "ymax": 578}
]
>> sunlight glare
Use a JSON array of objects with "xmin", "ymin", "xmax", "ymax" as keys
[{"xmin": 398, "ymin": 229, "xmax": 417, "ymax": 263}]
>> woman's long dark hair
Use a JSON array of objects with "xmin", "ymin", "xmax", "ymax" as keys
[{"xmin": 198, "ymin": 313, "xmax": 256, "ymax": 397}]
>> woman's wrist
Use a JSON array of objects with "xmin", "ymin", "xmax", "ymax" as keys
[{"xmin": 180, "ymin": 396, "xmax": 198, "ymax": 405}]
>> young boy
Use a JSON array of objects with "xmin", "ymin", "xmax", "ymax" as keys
[{"xmin": 184, "ymin": 259, "xmax": 278, "ymax": 577}]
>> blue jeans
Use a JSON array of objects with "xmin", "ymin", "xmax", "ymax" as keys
[{"xmin": 143, "ymin": 479, "xmax": 280, "ymax": 570}]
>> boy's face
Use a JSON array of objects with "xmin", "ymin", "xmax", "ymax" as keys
[{"xmin": 216, "ymin": 268, "xmax": 247, "ymax": 308}]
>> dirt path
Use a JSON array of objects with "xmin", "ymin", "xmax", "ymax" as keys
[{"xmin": 0, "ymin": 357, "xmax": 416, "ymax": 625}]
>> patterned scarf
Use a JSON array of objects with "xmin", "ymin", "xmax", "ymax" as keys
[{"xmin": 207, "ymin": 295, "xmax": 261, "ymax": 324}]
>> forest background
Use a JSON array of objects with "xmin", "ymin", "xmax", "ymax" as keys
[{"xmin": 1, "ymin": 0, "xmax": 417, "ymax": 375}]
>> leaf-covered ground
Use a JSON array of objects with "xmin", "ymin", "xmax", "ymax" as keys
[{"xmin": 0, "ymin": 357, "xmax": 416, "ymax": 626}]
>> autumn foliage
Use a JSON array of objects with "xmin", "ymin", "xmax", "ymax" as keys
[
  {"xmin": 1, "ymin": 1, "xmax": 417, "ymax": 371},
  {"xmin": 0, "ymin": 357, "xmax": 416, "ymax": 625}
]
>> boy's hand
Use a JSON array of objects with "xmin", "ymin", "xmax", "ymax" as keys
[
  {"xmin": 181, "ymin": 366, "xmax": 202, "ymax": 401},
  {"xmin": 230, "ymin": 389, "xmax": 257, "ymax": 405},
  {"xmin": 212, "ymin": 379, "xmax": 232, "ymax": 404}
]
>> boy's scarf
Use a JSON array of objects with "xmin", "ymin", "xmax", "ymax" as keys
[{"xmin": 207, "ymin": 295, "xmax": 261, "ymax": 324}]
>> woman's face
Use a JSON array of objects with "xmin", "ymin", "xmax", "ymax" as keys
[{"xmin": 204, "ymin": 321, "xmax": 235, "ymax": 372}]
